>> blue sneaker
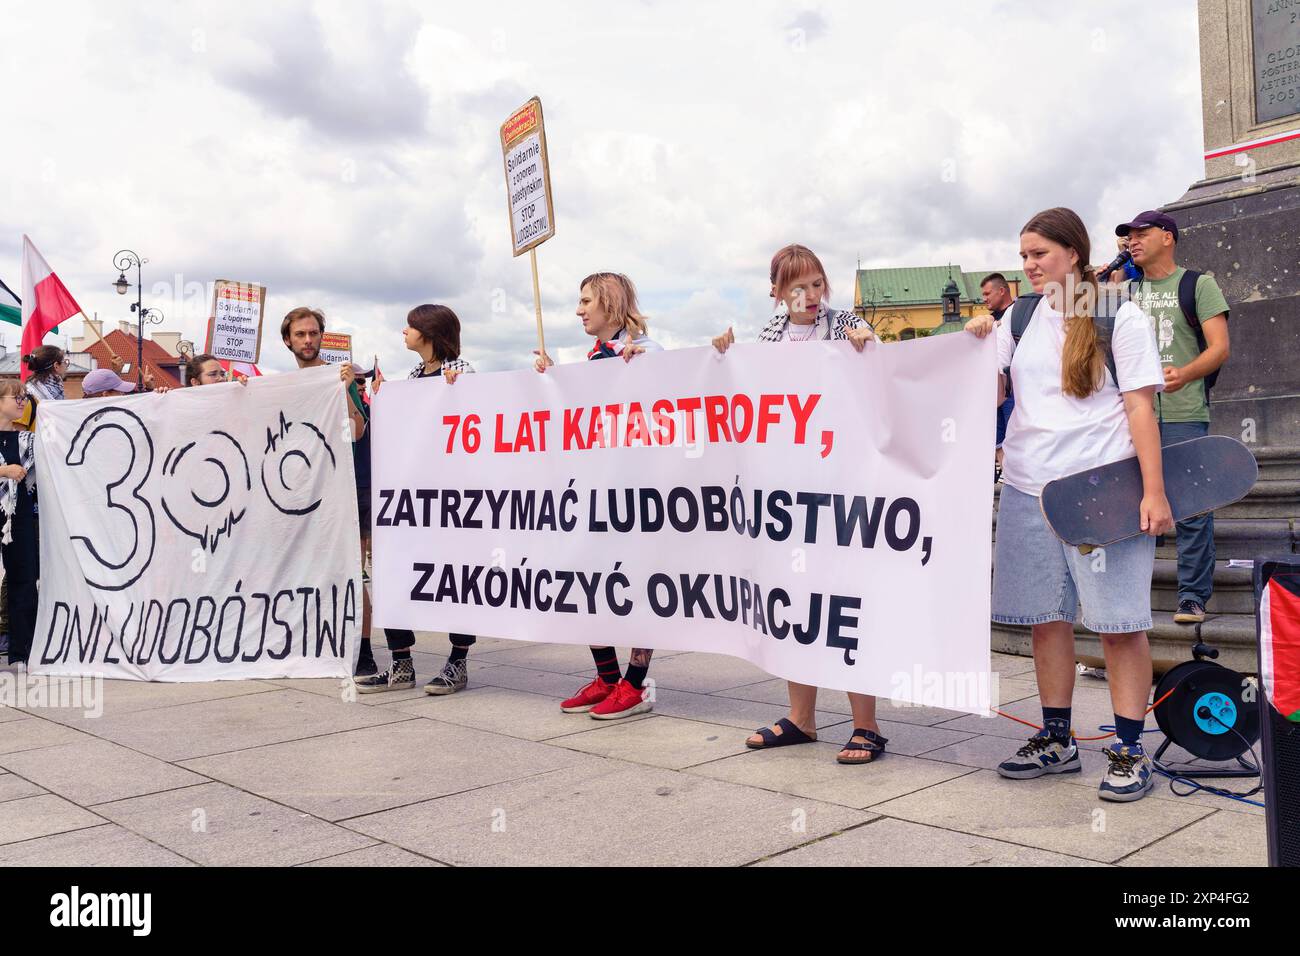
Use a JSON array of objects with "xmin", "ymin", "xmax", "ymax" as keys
[
  {"xmin": 1098, "ymin": 743, "xmax": 1154, "ymax": 802},
  {"xmin": 997, "ymin": 731, "xmax": 1081, "ymax": 779}
]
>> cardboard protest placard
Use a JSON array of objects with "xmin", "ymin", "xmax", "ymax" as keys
[
  {"xmin": 206, "ymin": 280, "xmax": 266, "ymax": 364},
  {"xmin": 500, "ymin": 96, "xmax": 556, "ymax": 257},
  {"xmin": 320, "ymin": 332, "xmax": 353, "ymax": 365}
]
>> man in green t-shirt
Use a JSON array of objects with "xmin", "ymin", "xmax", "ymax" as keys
[{"xmin": 1118, "ymin": 210, "xmax": 1231, "ymax": 625}]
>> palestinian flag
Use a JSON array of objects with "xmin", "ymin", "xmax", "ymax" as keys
[
  {"xmin": 1261, "ymin": 570, "xmax": 1300, "ymax": 722},
  {"xmin": 0, "ymin": 277, "xmax": 20, "ymax": 327}
]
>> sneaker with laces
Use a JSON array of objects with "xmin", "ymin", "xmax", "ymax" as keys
[
  {"xmin": 560, "ymin": 677, "xmax": 616, "ymax": 713},
  {"xmin": 589, "ymin": 679, "xmax": 652, "ymax": 720},
  {"xmin": 1173, "ymin": 599, "xmax": 1206, "ymax": 624},
  {"xmin": 424, "ymin": 658, "xmax": 468, "ymax": 696},
  {"xmin": 356, "ymin": 658, "xmax": 415, "ymax": 694},
  {"xmin": 997, "ymin": 731, "xmax": 1081, "ymax": 779},
  {"xmin": 1098, "ymin": 742, "xmax": 1154, "ymax": 802}
]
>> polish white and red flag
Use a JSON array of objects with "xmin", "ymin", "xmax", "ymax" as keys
[
  {"xmin": 19, "ymin": 235, "xmax": 83, "ymax": 381},
  {"xmin": 218, "ymin": 359, "xmax": 263, "ymax": 378}
]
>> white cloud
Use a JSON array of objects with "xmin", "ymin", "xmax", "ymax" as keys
[{"xmin": 3, "ymin": 1, "xmax": 1205, "ymax": 376}]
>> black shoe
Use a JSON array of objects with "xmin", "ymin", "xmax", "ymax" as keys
[
  {"xmin": 1173, "ymin": 599, "xmax": 1206, "ymax": 624},
  {"xmin": 354, "ymin": 652, "xmax": 379, "ymax": 677},
  {"xmin": 356, "ymin": 658, "xmax": 415, "ymax": 694},
  {"xmin": 425, "ymin": 658, "xmax": 468, "ymax": 696}
]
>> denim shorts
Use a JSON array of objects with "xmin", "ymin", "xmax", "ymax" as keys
[{"xmin": 992, "ymin": 484, "xmax": 1155, "ymax": 634}]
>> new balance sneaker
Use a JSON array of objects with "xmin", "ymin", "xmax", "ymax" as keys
[
  {"xmin": 589, "ymin": 679, "xmax": 652, "ymax": 720},
  {"xmin": 354, "ymin": 649, "xmax": 379, "ymax": 678},
  {"xmin": 997, "ymin": 731, "xmax": 1082, "ymax": 779},
  {"xmin": 356, "ymin": 658, "xmax": 415, "ymax": 694},
  {"xmin": 424, "ymin": 658, "xmax": 468, "ymax": 696},
  {"xmin": 561, "ymin": 677, "xmax": 617, "ymax": 713},
  {"xmin": 1174, "ymin": 600, "xmax": 1206, "ymax": 624},
  {"xmin": 1098, "ymin": 743, "xmax": 1155, "ymax": 802}
]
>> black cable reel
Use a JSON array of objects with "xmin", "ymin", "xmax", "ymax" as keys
[{"xmin": 1152, "ymin": 642, "xmax": 1261, "ymax": 777}]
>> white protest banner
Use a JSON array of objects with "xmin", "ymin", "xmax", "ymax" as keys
[
  {"xmin": 372, "ymin": 334, "xmax": 997, "ymax": 713},
  {"xmin": 206, "ymin": 279, "xmax": 266, "ymax": 364},
  {"xmin": 319, "ymin": 332, "xmax": 353, "ymax": 366},
  {"xmin": 30, "ymin": 365, "xmax": 361, "ymax": 681}
]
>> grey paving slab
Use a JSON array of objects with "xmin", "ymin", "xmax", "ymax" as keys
[
  {"xmin": 343, "ymin": 761, "xmax": 870, "ymax": 866},
  {"xmin": 1120, "ymin": 809, "xmax": 1267, "ymax": 867},
  {"xmin": 936, "ymin": 685, "xmax": 1139, "ymax": 745},
  {"xmin": 406, "ymin": 632, "xmax": 517, "ymax": 655},
  {"xmin": 991, "ymin": 652, "xmax": 1038, "ymax": 677},
  {"xmin": 0, "ymin": 822, "xmax": 193, "ymax": 866},
  {"xmin": 552, "ymin": 714, "xmax": 754, "ymax": 770},
  {"xmin": 0, "ymin": 738, "xmax": 209, "ymax": 806},
  {"xmin": 715, "ymin": 678, "xmax": 970, "ymax": 726},
  {"xmin": 95, "ymin": 781, "xmax": 372, "ymax": 866},
  {"xmin": 298, "ymin": 844, "xmax": 447, "ymax": 866},
  {"xmin": 179, "ymin": 719, "xmax": 593, "ymax": 821},
  {"xmin": 69, "ymin": 688, "xmax": 413, "ymax": 761},
  {"xmin": 471, "ymin": 663, "xmax": 605, "ymax": 699},
  {"xmin": 688, "ymin": 743, "xmax": 975, "ymax": 809},
  {"xmin": 0, "ymin": 793, "xmax": 103, "ymax": 846},
  {"xmin": 0, "ymin": 705, "xmax": 31, "ymax": 723},
  {"xmin": 0, "ymin": 773, "xmax": 47, "ymax": 803},
  {"xmin": 386, "ymin": 686, "xmax": 653, "ymax": 740},
  {"xmin": 870, "ymin": 769, "xmax": 1214, "ymax": 863},
  {"xmin": 917, "ymin": 731, "xmax": 1112, "ymax": 777},
  {"xmin": 631, "ymin": 652, "xmax": 774, "ymax": 694},
  {"xmin": 756, "ymin": 817, "xmax": 1105, "ymax": 867},
  {"xmin": 0, "ymin": 717, "xmax": 95, "ymax": 755},
  {"xmin": 649, "ymin": 685, "xmax": 857, "ymax": 734},
  {"xmin": 18, "ymin": 677, "xmax": 277, "ymax": 726}
]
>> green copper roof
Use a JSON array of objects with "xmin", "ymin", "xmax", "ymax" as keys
[{"xmin": 857, "ymin": 265, "xmax": 1029, "ymax": 308}]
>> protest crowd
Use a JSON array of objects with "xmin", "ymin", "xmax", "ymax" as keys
[{"xmin": 2, "ymin": 205, "xmax": 1233, "ymax": 806}]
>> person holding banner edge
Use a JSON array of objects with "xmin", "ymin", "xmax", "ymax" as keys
[
  {"xmin": 360, "ymin": 304, "xmax": 480, "ymax": 695},
  {"xmin": 281, "ymin": 307, "xmax": 374, "ymax": 674},
  {"xmin": 712, "ymin": 244, "xmax": 883, "ymax": 765},
  {"xmin": 535, "ymin": 273, "xmax": 663, "ymax": 719},
  {"xmin": 964, "ymin": 207, "xmax": 1173, "ymax": 803},
  {"xmin": 0, "ymin": 381, "xmax": 38, "ymax": 666}
]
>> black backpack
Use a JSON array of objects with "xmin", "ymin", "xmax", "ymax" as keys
[
  {"xmin": 1005, "ymin": 291, "xmax": 1122, "ymax": 398},
  {"xmin": 1132, "ymin": 269, "xmax": 1224, "ymax": 393}
]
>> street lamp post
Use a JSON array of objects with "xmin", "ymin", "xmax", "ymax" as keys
[{"xmin": 112, "ymin": 249, "xmax": 164, "ymax": 389}]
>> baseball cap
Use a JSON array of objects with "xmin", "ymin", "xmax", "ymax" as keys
[
  {"xmin": 1116, "ymin": 210, "xmax": 1178, "ymax": 242},
  {"xmin": 83, "ymin": 368, "xmax": 136, "ymax": 395}
]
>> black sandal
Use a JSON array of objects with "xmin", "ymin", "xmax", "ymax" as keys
[
  {"xmin": 746, "ymin": 717, "xmax": 817, "ymax": 749},
  {"xmin": 837, "ymin": 728, "xmax": 888, "ymax": 764}
]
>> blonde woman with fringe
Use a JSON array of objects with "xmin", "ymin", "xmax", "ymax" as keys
[
  {"xmin": 713, "ymin": 244, "xmax": 883, "ymax": 766},
  {"xmin": 535, "ymin": 272, "xmax": 663, "ymax": 719},
  {"xmin": 965, "ymin": 206, "xmax": 1173, "ymax": 803}
]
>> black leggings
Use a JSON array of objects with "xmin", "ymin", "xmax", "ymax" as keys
[
  {"xmin": 381, "ymin": 629, "xmax": 476, "ymax": 652},
  {"xmin": 2, "ymin": 508, "xmax": 38, "ymax": 664}
]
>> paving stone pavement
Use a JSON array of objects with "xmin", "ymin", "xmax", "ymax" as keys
[{"xmin": 0, "ymin": 638, "xmax": 1268, "ymax": 866}]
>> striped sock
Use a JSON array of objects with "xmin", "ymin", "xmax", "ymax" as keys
[{"xmin": 591, "ymin": 646, "xmax": 621, "ymax": 685}]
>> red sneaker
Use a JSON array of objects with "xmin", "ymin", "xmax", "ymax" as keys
[
  {"xmin": 589, "ymin": 679, "xmax": 652, "ymax": 720},
  {"xmin": 561, "ymin": 677, "xmax": 616, "ymax": 713}
]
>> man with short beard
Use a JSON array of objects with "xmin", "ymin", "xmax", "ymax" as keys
[{"xmin": 281, "ymin": 306, "xmax": 374, "ymax": 673}]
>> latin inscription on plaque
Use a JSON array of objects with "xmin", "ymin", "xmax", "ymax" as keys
[{"xmin": 1255, "ymin": 0, "xmax": 1300, "ymax": 123}]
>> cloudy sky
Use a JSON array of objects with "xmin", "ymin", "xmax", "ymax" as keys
[{"xmin": 3, "ymin": 1, "xmax": 1207, "ymax": 374}]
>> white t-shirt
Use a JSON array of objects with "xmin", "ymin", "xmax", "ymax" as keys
[{"xmin": 997, "ymin": 297, "xmax": 1164, "ymax": 496}]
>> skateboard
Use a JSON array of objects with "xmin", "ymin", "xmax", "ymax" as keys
[{"xmin": 1040, "ymin": 436, "xmax": 1258, "ymax": 554}]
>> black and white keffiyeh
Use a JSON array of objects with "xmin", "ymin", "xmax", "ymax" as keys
[
  {"xmin": 407, "ymin": 357, "xmax": 475, "ymax": 379},
  {"xmin": 0, "ymin": 431, "xmax": 35, "ymax": 545},
  {"xmin": 756, "ymin": 305, "xmax": 872, "ymax": 343}
]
